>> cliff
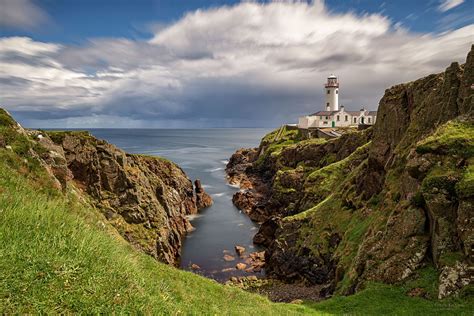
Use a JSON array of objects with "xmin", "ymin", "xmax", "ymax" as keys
[
  {"xmin": 0, "ymin": 111, "xmax": 212, "ymax": 265},
  {"xmin": 227, "ymin": 45, "xmax": 474, "ymax": 299}
]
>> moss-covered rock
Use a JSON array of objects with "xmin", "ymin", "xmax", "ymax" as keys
[{"xmin": 228, "ymin": 45, "xmax": 474, "ymax": 300}]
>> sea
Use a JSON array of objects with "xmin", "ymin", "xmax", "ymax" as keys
[{"xmin": 87, "ymin": 128, "xmax": 271, "ymax": 281}]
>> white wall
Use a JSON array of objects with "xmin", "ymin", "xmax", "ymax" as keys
[
  {"xmin": 332, "ymin": 109, "xmax": 353, "ymax": 127},
  {"xmin": 325, "ymin": 87, "xmax": 339, "ymax": 111},
  {"xmin": 300, "ymin": 111, "xmax": 377, "ymax": 128},
  {"xmin": 298, "ymin": 116, "xmax": 309, "ymax": 128}
]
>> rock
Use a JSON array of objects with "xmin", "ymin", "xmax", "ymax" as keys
[
  {"xmin": 225, "ymin": 148, "xmax": 258, "ymax": 183},
  {"xmin": 247, "ymin": 275, "xmax": 258, "ymax": 281},
  {"xmin": 5, "ymin": 145, "xmax": 12, "ymax": 151},
  {"xmin": 235, "ymin": 245, "xmax": 246, "ymax": 256},
  {"xmin": 48, "ymin": 131, "xmax": 202, "ymax": 266},
  {"xmin": 223, "ymin": 255, "xmax": 235, "ymax": 262},
  {"xmin": 221, "ymin": 267, "xmax": 234, "ymax": 272},
  {"xmin": 191, "ymin": 264, "xmax": 201, "ymax": 270},
  {"xmin": 250, "ymin": 251, "xmax": 265, "ymax": 261},
  {"xmin": 236, "ymin": 263, "xmax": 247, "ymax": 270},
  {"xmin": 438, "ymin": 262, "xmax": 471, "ymax": 299},
  {"xmin": 195, "ymin": 179, "xmax": 213, "ymax": 209},
  {"xmin": 253, "ymin": 217, "xmax": 280, "ymax": 247},
  {"xmin": 290, "ymin": 299, "xmax": 303, "ymax": 304},
  {"xmin": 230, "ymin": 277, "xmax": 238, "ymax": 282}
]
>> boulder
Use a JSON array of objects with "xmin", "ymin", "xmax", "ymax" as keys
[
  {"xmin": 438, "ymin": 262, "xmax": 471, "ymax": 299},
  {"xmin": 194, "ymin": 179, "xmax": 213, "ymax": 209},
  {"xmin": 223, "ymin": 254, "xmax": 235, "ymax": 262},
  {"xmin": 235, "ymin": 245, "xmax": 246, "ymax": 256},
  {"xmin": 236, "ymin": 263, "xmax": 247, "ymax": 270}
]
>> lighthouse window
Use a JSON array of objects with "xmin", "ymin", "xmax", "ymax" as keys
[
  {"xmin": 368, "ymin": 117, "xmax": 371, "ymax": 123},
  {"xmin": 337, "ymin": 115, "xmax": 340, "ymax": 121},
  {"xmin": 354, "ymin": 117, "xmax": 357, "ymax": 123},
  {"xmin": 345, "ymin": 115, "xmax": 348, "ymax": 121},
  {"xmin": 326, "ymin": 102, "xmax": 329, "ymax": 107},
  {"xmin": 325, "ymin": 116, "xmax": 329, "ymax": 120},
  {"xmin": 327, "ymin": 90, "xmax": 330, "ymax": 94},
  {"xmin": 336, "ymin": 90, "xmax": 338, "ymax": 94}
]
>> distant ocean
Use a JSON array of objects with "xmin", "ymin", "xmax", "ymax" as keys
[{"xmin": 87, "ymin": 128, "xmax": 271, "ymax": 281}]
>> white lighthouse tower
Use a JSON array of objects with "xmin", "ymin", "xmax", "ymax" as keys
[{"xmin": 325, "ymin": 74, "xmax": 339, "ymax": 111}]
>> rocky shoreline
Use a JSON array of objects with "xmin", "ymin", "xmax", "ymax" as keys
[{"xmin": 226, "ymin": 147, "xmax": 332, "ymax": 301}]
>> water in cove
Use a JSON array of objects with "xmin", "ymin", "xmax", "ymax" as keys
[{"xmin": 88, "ymin": 128, "xmax": 270, "ymax": 281}]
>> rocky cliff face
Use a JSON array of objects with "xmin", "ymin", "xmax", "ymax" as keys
[
  {"xmin": 0, "ymin": 116, "xmax": 212, "ymax": 265},
  {"xmin": 227, "ymin": 45, "xmax": 474, "ymax": 299}
]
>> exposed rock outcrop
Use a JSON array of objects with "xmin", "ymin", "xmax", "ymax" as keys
[
  {"xmin": 46, "ymin": 131, "xmax": 212, "ymax": 265},
  {"xmin": 0, "ymin": 115, "xmax": 212, "ymax": 266},
  {"xmin": 227, "ymin": 45, "xmax": 474, "ymax": 299}
]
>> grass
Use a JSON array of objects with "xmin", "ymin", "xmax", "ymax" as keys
[
  {"xmin": 307, "ymin": 269, "xmax": 473, "ymax": 315},
  {"xmin": 456, "ymin": 161, "xmax": 474, "ymax": 198},
  {"xmin": 47, "ymin": 130, "xmax": 94, "ymax": 144},
  {"xmin": 0, "ymin": 109, "xmax": 16, "ymax": 127},
  {"xmin": 0, "ymin": 152, "xmax": 309, "ymax": 314},
  {"xmin": 255, "ymin": 126, "xmax": 304, "ymax": 167},
  {"xmin": 416, "ymin": 120, "xmax": 474, "ymax": 158}
]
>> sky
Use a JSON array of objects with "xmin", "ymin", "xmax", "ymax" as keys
[{"xmin": 0, "ymin": 0, "xmax": 473, "ymax": 128}]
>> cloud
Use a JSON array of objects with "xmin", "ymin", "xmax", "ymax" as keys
[
  {"xmin": 0, "ymin": 0, "xmax": 49, "ymax": 29},
  {"xmin": 438, "ymin": 0, "xmax": 464, "ymax": 12},
  {"xmin": 0, "ymin": 1, "xmax": 473, "ymax": 128}
]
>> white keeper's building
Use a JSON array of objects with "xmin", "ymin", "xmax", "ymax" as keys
[{"xmin": 298, "ymin": 75, "xmax": 377, "ymax": 129}]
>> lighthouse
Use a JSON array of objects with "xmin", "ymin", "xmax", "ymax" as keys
[
  {"xmin": 325, "ymin": 74, "xmax": 339, "ymax": 111},
  {"xmin": 297, "ymin": 74, "xmax": 377, "ymax": 129}
]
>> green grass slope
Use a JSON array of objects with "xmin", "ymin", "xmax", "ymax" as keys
[{"xmin": 0, "ymin": 150, "xmax": 308, "ymax": 314}]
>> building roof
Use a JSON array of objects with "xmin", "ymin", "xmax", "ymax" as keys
[
  {"xmin": 310, "ymin": 110, "xmax": 339, "ymax": 116},
  {"xmin": 346, "ymin": 111, "xmax": 360, "ymax": 115},
  {"xmin": 308, "ymin": 109, "xmax": 378, "ymax": 117}
]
